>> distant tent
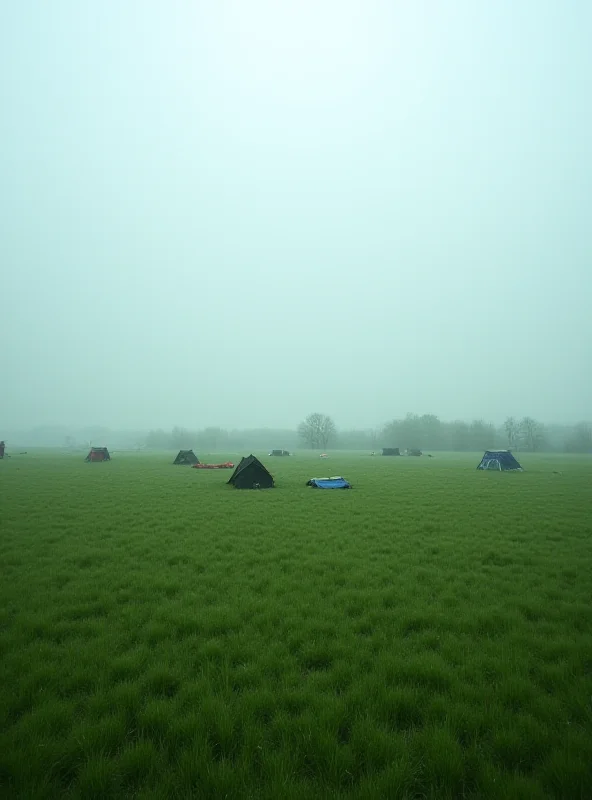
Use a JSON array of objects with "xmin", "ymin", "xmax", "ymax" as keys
[
  {"xmin": 269, "ymin": 449, "xmax": 291, "ymax": 456},
  {"xmin": 85, "ymin": 447, "xmax": 110, "ymax": 462},
  {"xmin": 406, "ymin": 449, "xmax": 422, "ymax": 456},
  {"xmin": 477, "ymin": 450, "xmax": 523, "ymax": 471},
  {"xmin": 306, "ymin": 476, "xmax": 351, "ymax": 489},
  {"xmin": 0, "ymin": 441, "xmax": 5, "ymax": 459},
  {"xmin": 382, "ymin": 447, "xmax": 400, "ymax": 456},
  {"xmin": 227, "ymin": 455, "xmax": 274, "ymax": 489},
  {"xmin": 174, "ymin": 449, "xmax": 200, "ymax": 465}
]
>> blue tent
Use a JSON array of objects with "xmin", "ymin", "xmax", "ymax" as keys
[
  {"xmin": 476, "ymin": 450, "xmax": 523, "ymax": 471},
  {"xmin": 306, "ymin": 476, "xmax": 352, "ymax": 489}
]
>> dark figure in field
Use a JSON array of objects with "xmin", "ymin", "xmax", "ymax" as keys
[{"xmin": 0, "ymin": 441, "xmax": 5, "ymax": 459}]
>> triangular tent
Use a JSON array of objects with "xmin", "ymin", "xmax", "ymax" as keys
[
  {"xmin": 306, "ymin": 476, "xmax": 351, "ymax": 489},
  {"xmin": 227, "ymin": 455, "xmax": 274, "ymax": 489},
  {"xmin": 173, "ymin": 449, "xmax": 200, "ymax": 465},
  {"xmin": 382, "ymin": 447, "xmax": 400, "ymax": 456},
  {"xmin": 85, "ymin": 447, "xmax": 110, "ymax": 462},
  {"xmin": 477, "ymin": 450, "xmax": 523, "ymax": 471}
]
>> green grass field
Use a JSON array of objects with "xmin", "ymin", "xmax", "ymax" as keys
[{"xmin": 1, "ymin": 451, "xmax": 591, "ymax": 799}]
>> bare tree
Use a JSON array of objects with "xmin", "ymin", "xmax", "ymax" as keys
[
  {"xmin": 297, "ymin": 413, "xmax": 336, "ymax": 449},
  {"xmin": 519, "ymin": 416, "xmax": 544, "ymax": 451},
  {"xmin": 504, "ymin": 416, "xmax": 519, "ymax": 449}
]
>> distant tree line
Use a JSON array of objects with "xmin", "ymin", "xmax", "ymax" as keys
[
  {"xmin": 294, "ymin": 413, "xmax": 591, "ymax": 453},
  {"xmin": 5, "ymin": 417, "xmax": 591, "ymax": 454},
  {"xmin": 338, "ymin": 414, "xmax": 591, "ymax": 453}
]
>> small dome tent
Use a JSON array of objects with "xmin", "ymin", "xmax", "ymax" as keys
[{"xmin": 477, "ymin": 450, "xmax": 523, "ymax": 471}]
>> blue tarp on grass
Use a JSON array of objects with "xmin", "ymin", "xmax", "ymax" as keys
[{"xmin": 306, "ymin": 477, "xmax": 352, "ymax": 489}]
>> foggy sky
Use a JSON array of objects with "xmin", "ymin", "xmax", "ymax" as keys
[{"xmin": 2, "ymin": 1, "xmax": 591, "ymax": 431}]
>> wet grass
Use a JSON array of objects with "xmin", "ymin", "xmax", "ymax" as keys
[{"xmin": 1, "ymin": 450, "xmax": 591, "ymax": 798}]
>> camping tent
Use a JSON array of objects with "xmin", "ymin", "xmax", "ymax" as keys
[
  {"xmin": 382, "ymin": 447, "xmax": 400, "ymax": 456},
  {"xmin": 269, "ymin": 449, "xmax": 291, "ymax": 456},
  {"xmin": 85, "ymin": 447, "xmax": 110, "ymax": 462},
  {"xmin": 477, "ymin": 450, "xmax": 523, "ymax": 471},
  {"xmin": 406, "ymin": 449, "xmax": 422, "ymax": 456},
  {"xmin": 306, "ymin": 476, "xmax": 351, "ymax": 489},
  {"xmin": 173, "ymin": 449, "xmax": 200, "ymax": 465},
  {"xmin": 227, "ymin": 455, "xmax": 274, "ymax": 489}
]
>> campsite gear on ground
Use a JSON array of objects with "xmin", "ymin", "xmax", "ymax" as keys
[
  {"xmin": 306, "ymin": 476, "xmax": 352, "ymax": 489},
  {"xmin": 227, "ymin": 455, "xmax": 274, "ymax": 489},
  {"xmin": 476, "ymin": 451, "xmax": 523, "ymax": 471},
  {"xmin": 192, "ymin": 462, "xmax": 234, "ymax": 469}
]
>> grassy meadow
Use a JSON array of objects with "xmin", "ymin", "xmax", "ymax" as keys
[{"xmin": 1, "ymin": 450, "xmax": 591, "ymax": 799}]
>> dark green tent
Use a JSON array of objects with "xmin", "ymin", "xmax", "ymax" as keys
[
  {"xmin": 227, "ymin": 455, "xmax": 274, "ymax": 489},
  {"xmin": 173, "ymin": 450, "xmax": 200, "ymax": 465}
]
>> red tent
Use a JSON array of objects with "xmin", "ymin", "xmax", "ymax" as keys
[{"xmin": 85, "ymin": 447, "xmax": 110, "ymax": 462}]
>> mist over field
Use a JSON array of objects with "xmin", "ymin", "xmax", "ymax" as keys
[
  {"xmin": 2, "ymin": 5, "xmax": 592, "ymax": 795},
  {"xmin": 2, "ymin": 0, "xmax": 591, "ymax": 433}
]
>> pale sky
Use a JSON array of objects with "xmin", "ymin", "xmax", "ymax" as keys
[{"xmin": 2, "ymin": 1, "xmax": 591, "ymax": 430}]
